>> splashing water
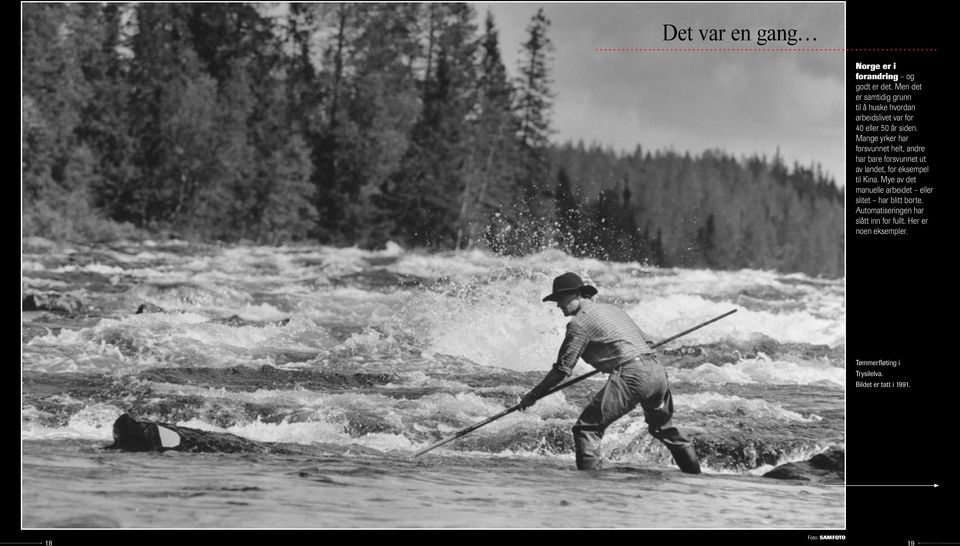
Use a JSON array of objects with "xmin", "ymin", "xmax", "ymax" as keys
[{"xmin": 21, "ymin": 238, "xmax": 844, "ymax": 528}]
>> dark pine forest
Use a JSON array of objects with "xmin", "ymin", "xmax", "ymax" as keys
[{"xmin": 22, "ymin": 3, "xmax": 844, "ymax": 277}]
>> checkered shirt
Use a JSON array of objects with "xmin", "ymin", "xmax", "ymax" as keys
[{"xmin": 553, "ymin": 299, "xmax": 655, "ymax": 375}]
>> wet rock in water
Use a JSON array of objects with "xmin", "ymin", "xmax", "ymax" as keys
[
  {"xmin": 23, "ymin": 292, "xmax": 87, "ymax": 315},
  {"xmin": 453, "ymin": 424, "xmax": 575, "ymax": 455},
  {"xmin": 660, "ymin": 346, "xmax": 704, "ymax": 358},
  {"xmin": 363, "ymin": 255, "xmax": 401, "ymax": 267},
  {"xmin": 22, "ymin": 236, "xmax": 58, "ymax": 253},
  {"xmin": 333, "ymin": 268, "xmax": 425, "ymax": 291},
  {"xmin": 344, "ymin": 414, "xmax": 401, "ymax": 437},
  {"xmin": 136, "ymin": 302, "xmax": 166, "ymax": 314},
  {"xmin": 324, "ymin": 324, "xmax": 360, "ymax": 340},
  {"xmin": 214, "ymin": 314, "xmax": 257, "ymax": 327},
  {"xmin": 763, "ymin": 447, "xmax": 844, "ymax": 484},
  {"xmin": 660, "ymin": 335, "xmax": 843, "ymax": 369},
  {"xmin": 21, "ymin": 321, "xmax": 65, "ymax": 343},
  {"xmin": 137, "ymin": 365, "xmax": 394, "ymax": 393},
  {"xmin": 691, "ymin": 432, "xmax": 818, "ymax": 472},
  {"xmin": 738, "ymin": 285, "xmax": 797, "ymax": 301},
  {"xmin": 106, "ymin": 413, "xmax": 291, "ymax": 454},
  {"xmin": 211, "ymin": 314, "xmax": 291, "ymax": 328}
]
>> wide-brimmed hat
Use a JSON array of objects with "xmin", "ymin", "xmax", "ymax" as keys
[{"xmin": 542, "ymin": 272, "xmax": 598, "ymax": 302}]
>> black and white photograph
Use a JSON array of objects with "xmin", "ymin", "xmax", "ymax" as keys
[{"xmin": 21, "ymin": 1, "xmax": 849, "ymax": 532}]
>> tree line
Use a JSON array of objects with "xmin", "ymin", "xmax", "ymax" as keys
[
  {"xmin": 551, "ymin": 145, "xmax": 844, "ymax": 277},
  {"xmin": 22, "ymin": 3, "xmax": 843, "ymax": 277}
]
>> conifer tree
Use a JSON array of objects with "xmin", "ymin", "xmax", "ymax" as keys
[
  {"xmin": 385, "ymin": 3, "xmax": 479, "ymax": 248},
  {"xmin": 458, "ymin": 11, "xmax": 522, "ymax": 250},
  {"xmin": 22, "ymin": 3, "xmax": 114, "ymax": 238},
  {"xmin": 508, "ymin": 8, "xmax": 555, "ymax": 251},
  {"xmin": 22, "ymin": 4, "xmax": 89, "ymax": 199},
  {"xmin": 317, "ymin": 3, "xmax": 422, "ymax": 246},
  {"xmin": 126, "ymin": 4, "xmax": 220, "ymax": 228},
  {"xmin": 75, "ymin": 4, "xmax": 139, "ymax": 223}
]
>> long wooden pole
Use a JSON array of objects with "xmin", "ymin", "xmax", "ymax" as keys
[{"xmin": 411, "ymin": 309, "xmax": 737, "ymax": 458}]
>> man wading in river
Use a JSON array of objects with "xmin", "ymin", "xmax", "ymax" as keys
[{"xmin": 519, "ymin": 272, "xmax": 701, "ymax": 473}]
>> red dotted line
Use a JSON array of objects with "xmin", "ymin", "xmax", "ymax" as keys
[{"xmin": 595, "ymin": 48, "xmax": 938, "ymax": 52}]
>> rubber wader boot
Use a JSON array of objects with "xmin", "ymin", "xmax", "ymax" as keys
[
  {"xmin": 668, "ymin": 444, "xmax": 702, "ymax": 474},
  {"xmin": 576, "ymin": 455, "xmax": 603, "ymax": 471}
]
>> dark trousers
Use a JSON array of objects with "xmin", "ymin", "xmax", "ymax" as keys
[{"xmin": 572, "ymin": 355, "xmax": 693, "ymax": 470}]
